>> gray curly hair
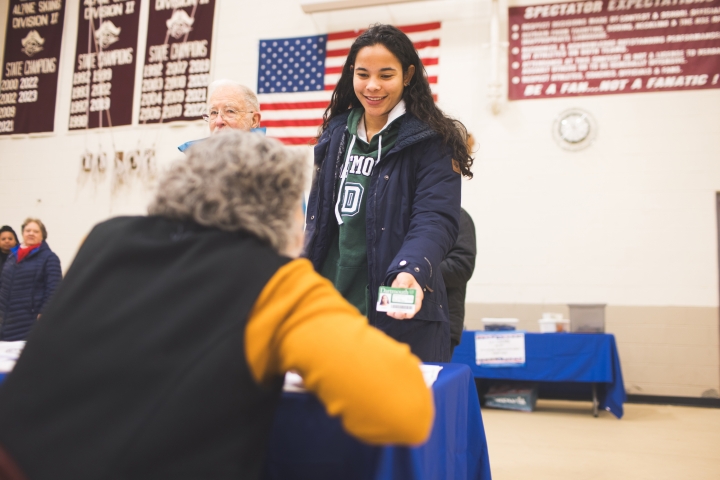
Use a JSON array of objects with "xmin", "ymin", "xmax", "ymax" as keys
[{"xmin": 148, "ymin": 131, "xmax": 306, "ymax": 252}]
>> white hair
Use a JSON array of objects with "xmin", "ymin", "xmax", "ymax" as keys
[
  {"xmin": 207, "ymin": 79, "xmax": 259, "ymax": 112},
  {"xmin": 148, "ymin": 131, "xmax": 306, "ymax": 252}
]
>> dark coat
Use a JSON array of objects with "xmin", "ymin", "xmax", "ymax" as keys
[
  {"xmin": 304, "ymin": 111, "xmax": 461, "ymax": 361},
  {"xmin": 440, "ymin": 208, "xmax": 477, "ymax": 348},
  {"xmin": 0, "ymin": 241, "xmax": 62, "ymax": 341},
  {"xmin": 0, "ymin": 217, "xmax": 287, "ymax": 480},
  {"xmin": 0, "ymin": 252, "xmax": 9, "ymax": 273}
]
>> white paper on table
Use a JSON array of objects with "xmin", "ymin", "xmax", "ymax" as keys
[
  {"xmin": 283, "ymin": 371, "xmax": 307, "ymax": 392},
  {"xmin": 420, "ymin": 364, "xmax": 443, "ymax": 387},
  {"xmin": 0, "ymin": 341, "xmax": 25, "ymax": 360},
  {"xmin": 475, "ymin": 332, "xmax": 526, "ymax": 366},
  {"xmin": 0, "ymin": 340, "xmax": 25, "ymax": 370},
  {"xmin": 0, "ymin": 359, "xmax": 16, "ymax": 373},
  {"xmin": 283, "ymin": 365, "xmax": 443, "ymax": 393}
]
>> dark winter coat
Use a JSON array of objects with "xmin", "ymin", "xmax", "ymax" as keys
[
  {"xmin": 0, "ymin": 217, "xmax": 287, "ymax": 480},
  {"xmin": 440, "ymin": 208, "xmax": 477, "ymax": 349},
  {"xmin": 0, "ymin": 241, "xmax": 62, "ymax": 341},
  {"xmin": 304, "ymin": 110, "xmax": 461, "ymax": 362},
  {"xmin": 0, "ymin": 252, "xmax": 9, "ymax": 273}
]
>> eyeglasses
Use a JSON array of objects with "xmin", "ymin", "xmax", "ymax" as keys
[{"xmin": 202, "ymin": 108, "xmax": 254, "ymax": 122}]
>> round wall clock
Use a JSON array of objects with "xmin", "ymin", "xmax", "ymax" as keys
[{"xmin": 552, "ymin": 108, "xmax": 597, "ymax": 151}]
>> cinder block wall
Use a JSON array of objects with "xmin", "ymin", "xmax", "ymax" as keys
[{"xmin": 465, "ymin": 303, "xmax": 719, "ymax": 397}]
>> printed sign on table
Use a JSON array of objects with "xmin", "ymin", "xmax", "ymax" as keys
[
  {"xmin": 68, "ymin": 0, "xmax": 141, "ymax": 130},
  {"xmin": 509, "ymin": 0, "xmax": 720, "ymax": 100},
  {"xmin": 475, "ymin": 331, "xmax": 526, "ymax": 367},
  {"xmin": 0, "ymin": 0, "xmax": 66, "ymax": 135},
  {"xmin": 138, "ymin": 0, "xmax": 216, "ymax": 124}
]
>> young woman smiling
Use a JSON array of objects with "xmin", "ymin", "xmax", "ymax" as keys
[{"xmin": 304, "ymin": 24, "xmax": 473, "ymax": 362}]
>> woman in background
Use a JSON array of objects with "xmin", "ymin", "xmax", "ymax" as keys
[
  {"xmin": 304, "ymin": 24, "xmax": 473, "ymax": 362},
  {"xmin": 0, "ymin": 226, "xmax": 19, "ymax": 273},
  {"xmin": 0, "ymin": 218, "xmax": 62, "ymax": 341}
]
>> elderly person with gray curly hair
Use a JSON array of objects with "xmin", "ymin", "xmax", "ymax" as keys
[{"xmin": 0, "ymin": 132, "xmax": 433, "ymax": 480}]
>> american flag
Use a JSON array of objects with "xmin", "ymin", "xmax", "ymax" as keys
[{"xmin": 257, "ymin": 22, "xmax": 441, "ymax": 145}]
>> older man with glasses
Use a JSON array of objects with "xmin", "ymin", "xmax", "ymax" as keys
[
  {"xmin": 178, "ymin": 79, "xmax": 264, "ymax": 152},
  {"xmin": 204, "ymin": 80, "xmax": 262, "ymax": 134}
]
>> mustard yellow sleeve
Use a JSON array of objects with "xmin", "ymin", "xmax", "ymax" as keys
[{"xmin": 245, "ymin": 258, "xmax": 434, "ymax": 445}]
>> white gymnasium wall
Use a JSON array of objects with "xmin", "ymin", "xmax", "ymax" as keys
[
  {"xmin": 446, "ymin": 0, "xmax": 720, "ymax": 310},
  {"xmin": 1, "ymin": 0, "xmax": 719, "ymax": 395}
]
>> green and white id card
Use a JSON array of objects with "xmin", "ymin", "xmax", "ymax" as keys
[{"xmin": 377, "ymin": 286, "xmax": 416, "ymax": 313}]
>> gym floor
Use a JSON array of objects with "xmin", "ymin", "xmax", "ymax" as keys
[{"xmin": 482, "ymin": 399, "xmax": 720, "ymax": 480}]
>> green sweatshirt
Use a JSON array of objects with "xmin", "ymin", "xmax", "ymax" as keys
[{"xmin": 320, "ymin": 102, "xmax": 405, "ymax": 315}]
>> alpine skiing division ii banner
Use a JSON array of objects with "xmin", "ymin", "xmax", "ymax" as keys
[
  {"xmin": 139, "ymin": 0, "xmax": 216, "ymax": 124},
  {"xmin": 509, "ymin": 0, "xmax": 720, "ymax": 100},
  {"xmin": 69, "ymin": 0, "xmax": 141, "ymax": 130},
  {"xmin": 0, "ymin": 0, "xmax": 66, "ymax": 135}
]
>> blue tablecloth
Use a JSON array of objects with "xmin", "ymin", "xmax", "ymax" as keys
[
  {"xmin": 263, "ymin": 363, "xmax": 492, "ymax": 480},
  {"xmin": 452, "ymin": 332, "xmax": 626, "ymax": 418},
  {"xmin": 0, "ymin": 366, "xmax": 491, "ymax": 479}
]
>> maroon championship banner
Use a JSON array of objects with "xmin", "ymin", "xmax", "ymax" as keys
[
  {"xmin": 68, "ymin": 0, "xmax": 141, "ymax": 130},
  {"xmin": 509, "ymin": 0, "xmax": 720, "ymax": 100},
  {"xmin": 139, "ymin": 0, "xmax": 216, "ymax": 124},
  {"xmin": 0, "ymin": 0, "xmax": 66, "ymax": 135}
]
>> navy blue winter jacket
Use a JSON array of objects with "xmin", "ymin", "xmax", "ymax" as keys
[
  {"xmin": 304, "ymin": 111, "xmax": 461, "ymax": 328},
  {"xmin": 0, "ymin": 241, "xmax": 62, "ymax": 341}
]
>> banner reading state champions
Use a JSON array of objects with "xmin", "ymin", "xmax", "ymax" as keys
[
  {"xmin": 68, "ymin": 0, "xmax": 141, "ymax": 130},
  {"xmin": 0, "ymin": 0, "xmax": 66, "ymax": 135},
  {"xmin": 139, "ymin": 0, "xmax": 216, "ymax": 124}
]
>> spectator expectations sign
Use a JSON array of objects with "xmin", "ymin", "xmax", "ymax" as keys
[
  {"xmin": 0, "ymin": 0, "xmax": 66, "ymax": 135},
  {"xmin": 508, "ymin": 0, "xmax": 720, "ymax": 99}
]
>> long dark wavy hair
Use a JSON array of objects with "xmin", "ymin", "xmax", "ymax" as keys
[{"xmin": 318, "ymin": 24, "xmax": 473, "ymax": 178}]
